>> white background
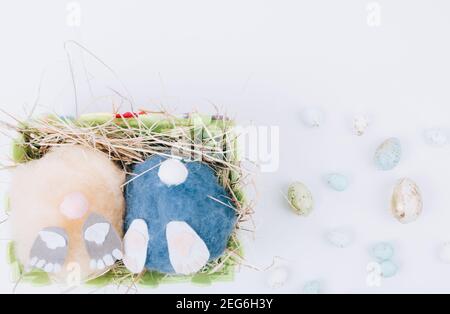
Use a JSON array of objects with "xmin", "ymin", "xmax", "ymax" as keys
[{"xmin": 1, "ymin": 0, "xmax": 450, "ymax": 294}]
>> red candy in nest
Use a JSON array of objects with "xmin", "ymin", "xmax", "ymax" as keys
[{"xmin": 115, "ymin": 111, "xmax": 147, "ymax": 119}]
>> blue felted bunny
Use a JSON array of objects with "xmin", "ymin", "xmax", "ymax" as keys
[{"xmin": 122, "ymin": 154, "xmax": 237, "ymax": 275}]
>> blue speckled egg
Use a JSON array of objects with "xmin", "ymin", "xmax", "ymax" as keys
[
  {"xmin": 124, "ymin": 155, "xmax": 237, "ymax": 274},
  {"xmin": 380, "ymin": 260, "xmax": 398, "ymax": 278},
  {"xmin": 303, "ymin": 280, "xmax": 321, "ymax": 294},
  {"xmin": 372, "ymin": 242, "xmax": 394, "ymax": 261},
  {"xmin": 326, "ymin": 173, "xmax": 349, "ymax": 192},
  {"xmin": 374, "ymin": 138, "xmax": 402, "ymax": 170}
]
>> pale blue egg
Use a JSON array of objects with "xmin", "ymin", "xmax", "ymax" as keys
[
  {"xmin": 380, "ymin": 260, "xmax": 398, "ymax": 278},
  {"xmin": 374, "ymin": 138, "xmax": 402, "ymax": 171},
  {"xmin": 326, "ymin": 229, "xmax": 353, "ymax": 248},
  {"xmin": 326, "ymin": 173, "xmax": 349, "ymax": 192},
  {"xmin": 303, "ymin": 280, "xmax": 321, "ymax": 294},
  {"xmin": 372, "ymin": 242, "xmax": 394, "ymax": 261}
]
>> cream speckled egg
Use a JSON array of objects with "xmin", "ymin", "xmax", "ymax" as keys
[
  {"xmin": 301, "ymin": 108, "xmax": 324, "ymax": 128},
  {"xmin": 424, "ymin": 128, "xmax": 448, "ymax": 147},
  {"xmin": 267, "ymin": 267, "xmax": 289, "ymax": 289},
  {"xmin": 391, "ymin": 178, "xmax": 423, "ymax": 224},
  {"xmin": 352, "ymin": 115, "xmax": 369, "ymax": 136},
  {"xmin": 438, "ymin": 242, "xmax": 450, "ymax": 263}
]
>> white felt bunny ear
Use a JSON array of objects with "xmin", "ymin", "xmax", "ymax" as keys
[
  {"xmin": 39, "ymin": 230, "xmax": 67, "ymax": 250},
  {"xmin": 84, "ymin": 222, "xmax": 110, "ymax": 245}
]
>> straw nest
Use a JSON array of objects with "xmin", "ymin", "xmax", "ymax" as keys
[{"xmin": 1, "ymin": 110, "xmax": 254, "ymax": 288}]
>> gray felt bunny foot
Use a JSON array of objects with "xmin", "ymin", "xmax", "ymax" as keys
[
  {"xmin": 29, "ymin": 227, "xmax": 69, "ymax": 273},
  {"xmin": 83, "ymin": 213, "xmax": 123, "ymax": 270}
]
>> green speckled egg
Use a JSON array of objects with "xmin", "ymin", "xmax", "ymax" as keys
[{"xmin": 287, "ymin": 182, "xmax": 314, "ymax": 216}]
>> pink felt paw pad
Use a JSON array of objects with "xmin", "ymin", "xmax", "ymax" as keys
[{"xmin": 59, "ymin": 192, "xmax": 89, "ymax": 220}]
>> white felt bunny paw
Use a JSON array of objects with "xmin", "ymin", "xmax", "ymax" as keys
[
  {"xmin": 83, "ymin": 213, "xmax": 123, "ymax": 270},
  {"xmin": 29, "ymin": 227, "xmax": 68, "ymax": 273},
  {"xmin": 123, "ymin": 219, "xmax": 149, "ymax": 274},
  {"xmin": 166, "ymin": 221, "xmax": 210, "ymax": 275}
]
